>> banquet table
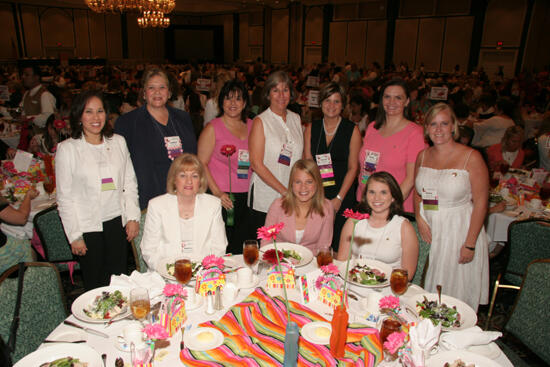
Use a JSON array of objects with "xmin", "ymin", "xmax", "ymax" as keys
[
  {"xmin": 486, "ymin": 207, "xmax": 550, "ymax": 245},
  {"xmin": 36, "ymin": 257, "xmax": 513, "ymax": 367},
  {"xmin": 0, "ymin": 193, "xmax": 56, "ymax": 239}
]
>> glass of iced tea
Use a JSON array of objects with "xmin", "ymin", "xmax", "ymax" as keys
[
  {"xmin": 243, "ymin": 240, "xmax": 259, "ymax": 269},
  {"xmin": 390, "ymin": 269, "xmax": 408, "ymax": 296},
  {"xmin": 316, "ymin": 246, "xmax": 333, "ymax": 267},
  {"xmin": 174, "ymin": 258, "xmax": 192, "ymax": 285},
  {"xmin": 43, "ymin": 176, "xmax": 55, "ymax": 199},
  {"xmin": 130, "ymin": 287, "xmax": 150, "ymax": 322}
]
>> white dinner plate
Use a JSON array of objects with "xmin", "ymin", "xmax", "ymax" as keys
[
  {"xmin": 405, "ymin": 293, "xmax": 477, "ymax": 331},
  {"xmin": 261, "ymin": 242, "xmax": 313, "ymax": 267},
  {"xmin": 157, "ymin": 258, "xmax": 203, "ymax": 282},
  {"xmin": 427, "ymin": 350, "xmax": 500, "ymax": 367},
  {"xmin": 184, "ymin": 327, "xmax": 224, "ymax": 351},
  {"xmin": 71, "ymin": 286, "xmax": 130, "ymax": 324},
  {"xmin": 14, "ymin": 343, "xmax": 102, "ymax": 367},
  {"xmin": 338, "ymin": 258, "xmax": 391, "ymax": 288},
  {"xmin": 301, "ymin": 321, "xmax": 332, "ymax": 345}
]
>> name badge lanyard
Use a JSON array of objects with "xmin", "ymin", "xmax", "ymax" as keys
[
  {"xmin": 314, "ymin": 119, "xmax": 337, "ymax": 187},
  {"xmin": 89, "ymin": 143, "xmax": 117, "ymax": 191},
  {"xmin": 237, "ymin": 149, "xmax": 250, "ymax": 179},
  {"xmin": 361, "ymin": 150, "xmax": 380, "ymax": 184},
  {"xmin": 151, "ymin": 114, "xmax": 183, "ymax": 161},
  {"xmin": 277, "ymin": 117, "xmax": 294, "ymax": 166}
]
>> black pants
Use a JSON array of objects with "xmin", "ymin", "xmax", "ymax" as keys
[
  {"xmin": 80, "ymin": 216, "xmax": 128, "ymax": 291},
  {"xmin": 222, "ymin": 192, "xmax": 250, "ymax": 255}
]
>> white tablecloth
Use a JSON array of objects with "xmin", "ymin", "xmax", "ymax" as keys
[
  {"xmin": 486, "ymin": 208, "xmax": 550, "ymax": 244},
  {"xmin": 39, "ymin": 257, "xmax": 512, "ymax": 367},
  {"xmin": 1, "ymin": 195, "xmax": 56, "ymax": 239}
]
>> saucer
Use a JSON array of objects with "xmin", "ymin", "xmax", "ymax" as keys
[
  {"xmin": 301, "ymin": 322, "xmax": 332, "ymax": 345},
  {"xmin": 184, "ymin": 327, "xmax": 224, "ymax": 351}
]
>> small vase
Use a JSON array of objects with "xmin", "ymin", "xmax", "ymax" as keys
[
  {"xmin": 329, "ymin": 304, "xmax": 349, "ymax": 358},
  {"xmin": 226, "ymin": 193, "xmax": 235, "ymax": 227},
  {"xmin": 283, "ymin": 321, "xmax": 299, "ymax": 366}
]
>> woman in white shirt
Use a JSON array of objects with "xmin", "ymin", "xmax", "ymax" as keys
[
  {"xmin": 140, "ymin": 153, "xmax": 228, "ymax": 271},
  {"xmin": 56, "ymin": 90, "xmax": 140, "ymax": 290}
]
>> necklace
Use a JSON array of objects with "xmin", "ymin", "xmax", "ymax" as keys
[{"xmin": 323, "ymin": 117, "xmax": 341, "ymax": 137}]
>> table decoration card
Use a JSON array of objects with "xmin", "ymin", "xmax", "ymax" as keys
[
  {"xmin": 158, "ymin": 284, "xmax": 187, "ymax": 337},
  {"xmin": 196, "ymin": 255, "xmax": 226, "ymax": 296},
  {"xmin": 13, "ymin": 149, "xmax": 33, "ymax": 173},
  {"xmin": 266, "ymin": 262, "xmax": 296, "ymax": 290},
  {"xmin": 297, "ymin": 269, "xmax": 322, "ymax": 304},
  {"xmin": 315, "ymin": 264, "xmax": 343, "ymax": 309}
]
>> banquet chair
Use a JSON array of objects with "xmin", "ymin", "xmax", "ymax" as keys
[
  {"xmin": 33, "ymin": 205, "xmax": 77, "ymax": 273},
  {"xmin": 410, "ymin": 221, "xmax": 430, "ymax": 287},
  {"xmin": 131, "ymin": 209, "xmax": 148, "ymax": 273},
  {"xmin": 485, "ymin": 219, "xmax": 550, "ymax": 329},
  {"xmin": 0, "ymin": 262, "xmax": 67, "ymax": 362},
  {"xmin": 497, "ymin": 259, "xmax": 550, "ymax": 365}
]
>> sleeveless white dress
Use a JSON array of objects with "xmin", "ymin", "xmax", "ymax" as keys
[{"xmin": 415, "ymin": 150, "xmax": 489, "ymax": 312}]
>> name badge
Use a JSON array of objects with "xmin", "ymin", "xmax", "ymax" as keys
[
  {"xmin": 316, "ymin": 153, "xmax": 335, "ymax": 187},
  {"xmin": 237, "ymin": 149, "xmax": 250, "ymax": 179},
  {"xmin": 278, "ymin": 141, "xmax": 294, "ymax": 166},
  {"xmin": 361, "ymin": 150, "xmax": 380, "ymax": 184},
  {"xmin": 101, "ymin": 177, "xmax": 116, "ymax": 191},
  {"xmin": 164, "ymin": 136, "xmax": 183, "ymax": 161},
  {"xmin": 422, "ymin": 187, "xmax": 439, "ymax": 211}
]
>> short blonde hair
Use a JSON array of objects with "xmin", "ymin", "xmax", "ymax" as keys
[
  {"xmin": 424, "ymin": 102, "xmax": 460, "ymax": 140},
  {"xmin": 282, "ymin": 159, "xmax": 326, "ymax": 217},
  {"xmin": 166, "ymin": 153, "xmax": 208, "ymax": 194}
]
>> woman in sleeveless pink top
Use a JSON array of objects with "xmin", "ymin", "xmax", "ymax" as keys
[{"xmin": 198, "ymin": 80, "xmax": 252, "ymax": 254}]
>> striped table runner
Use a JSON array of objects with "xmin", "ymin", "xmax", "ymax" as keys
[{"xmin": 180, "ymin": 288, "xmax": 383, "ymax": 366}]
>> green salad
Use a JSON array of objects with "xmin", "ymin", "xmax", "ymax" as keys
[
  {"xmin": 40, "ymin": 357, "xmax": 88, "ymax": 367},
  {"xmin": 83, "ymin": 290, "xmax": 127, "ymax": 319},
  {"xmin": 348, "ymin": 264, "xmax": 386, "ymax": 285},
  {"xmin": 416, "ymin": 296, "xmax": 461, "ymax": 328},
  {"xmin": 282, "ymin": 249, "xmax": 302, "ymax": 262}
]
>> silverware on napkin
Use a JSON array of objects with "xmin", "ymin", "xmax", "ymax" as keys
[{"xmin": 64, "ymin": 320, "xmax": 109, "ymax": 338}]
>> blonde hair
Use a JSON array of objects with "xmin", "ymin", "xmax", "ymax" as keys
[
  {"xmin": 424, "ymin": 102, "xmax": 460, "ymax": 140},
  {"xmin": 281, "ymin": 159, "xmax": 325, "ymax": 217},
  {"xmin": 166, "ymin": 153, "xmax": 208, "ymax": 194}
]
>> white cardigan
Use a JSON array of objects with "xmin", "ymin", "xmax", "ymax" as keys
[
  {"xmin": 55, "ymin": 134, "xmax": 140, "ymax": 243},
  {"xmin": 140, "ymin": 193, "xmax": 228, "ymax": 271}
]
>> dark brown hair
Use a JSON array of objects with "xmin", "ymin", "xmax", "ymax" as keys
[
  {"xmin": 357, "ymin": 171, "xmax": 404, "ymax": 220},
  {"xmin": 69, "ymin": 89, "xmax": 113, "ymax": 140}
]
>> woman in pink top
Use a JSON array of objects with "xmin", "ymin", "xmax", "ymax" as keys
[
  {"xmin": 357, "ymin": 79, "xmax": 426, "ymax": 212},
  {"xmin": 263, "ymin": 159, "xmax": 334, "ymax": 255},
  {"xmin": 198, "ymin": 80, "xmax": 252, "ymax": 254}
]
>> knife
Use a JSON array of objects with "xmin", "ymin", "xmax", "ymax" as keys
[
  {"xmin": 64, "ymin": 320, "xmax": 109, "ymax": 338},
  {"xmin": 43, "ymin": 339, "xmax": 86, "ymax": 343}
]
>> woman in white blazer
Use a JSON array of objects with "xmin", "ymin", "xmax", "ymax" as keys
[
  {"xmin": 141, "ymin": 153, "xmax": 228, "ymax": 271},
  {"xmin": 56, "ymin": 90, "xmax": 140, "ymax": 290}
]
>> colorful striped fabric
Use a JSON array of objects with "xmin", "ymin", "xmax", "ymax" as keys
[{"xmin": 179, "ymin": 288, "xmax": 383, "ymax": 366}]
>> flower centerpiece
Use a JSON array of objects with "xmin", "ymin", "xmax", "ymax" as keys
[
  {"xmin": 315, "ymin": 263, "xmax": 343, "ymax": 309},
  {"xmin": 220, "ymin": 144, "xmax": 237, "ymax": 226},
  {"xmin": 143, "ymin": 323, "xmax": 169, "ymax": 349},
  {"xmin": 158, "ymin": 283, "xmax": 187, "ymax": 338},
  {"xmin": 383, "ymin": 331, "xmax": 409, "ymax": 362},
  {"xmin": 257, "ymin": 222, "xmax": 299, "ymax": 366},
  {"xmin": 196, "ymin": 254, "xmax": 226, "ymax": 296}
]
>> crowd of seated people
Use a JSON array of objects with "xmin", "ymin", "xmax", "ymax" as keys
[{"xmin": 0, "ymin": 59, "xmax": 549, "ymax": 310}]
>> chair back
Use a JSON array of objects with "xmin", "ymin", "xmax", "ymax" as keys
[
  {"xmin": 411, "ymin": 221, "xmax": 430, "ymax": 287},
  {"xmin": 504, "ymin": 259, "xmax": 550, "ymax": 364},
  {"xmin": 33, "ymin": 206, "xmax": 74, "ymax": 263},
  {"xmin": 0, "ymin": 262, "xmax": 67, "ymax": 362},
  {"xmin": 504, "ymin": 219, "xmax": 550, "ymax": 285},
  {"xmin": 131, "ymin": 209, "xmax": 148, "ymax": 273}
]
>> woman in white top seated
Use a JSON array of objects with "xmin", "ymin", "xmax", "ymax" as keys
[
  {"xmin": 141, "ymin": 153, "xmax": 228, "ymax": 271},
  {"xmin": 336, "ymin": 171, "xmax": 418, "ymax": 280}
]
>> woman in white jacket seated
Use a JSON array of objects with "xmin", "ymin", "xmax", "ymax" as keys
[
  {"xmin": 56, "ymin": 89, "xmax": 140, "ymax": 290},
  {"xmin": 141, "ymin": 153, "xmax": 228, "ymax": 271}
]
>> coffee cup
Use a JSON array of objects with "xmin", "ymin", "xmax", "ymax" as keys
[
  {"xmin": 123, "ymin": 322, "xmax": 145, "ymax": 348},
  {"xmin": 366, "ymin": 292, "xmax": 383, "ymax": 314},
  {"xmin": 237, "ymin": 267, "xmax": 253, "ymax": 287},
  {"xmin": 223, "ymin": 282, "xmax": 238, "ymax": 305}
]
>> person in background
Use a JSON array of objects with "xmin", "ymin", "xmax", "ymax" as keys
[
  {"xmin": 471, "ymin": 97, "xmax": 516, "ymax": 149},
  {"xmin": 304, "ymin": 82, "xmax": 361, "ymax": 251},
  {"xmin": 116, "ymin": 67, "xmax": 197, "ymax": 210},
  {"xmin": 248, "ymin": 70, "xmax": 304, "ymax": 237},
  {"xmin": 414, "ymin": 102, "xmax": 489, "ymax": 311},
  {"xmin": 203, "ymin": 72, "xmax": 231, "ymax": 125},
  {"xmin": 336, "ymin": 171, "xmax": 418, "ymax": 280},
  {"xmin": 198, "ymin": 80, "xmax": 252, "ymax": 254},
  {"xmin": 348, "ymin": 94, "xmax": 370, "ymax": 134},
  {"xmin": 486, "ymin": 125, "xmax": 525, "ymax": 171},
  {"xmin": 56, "ymin": 89, "xmax": 140, "ymax": 290},
  {"xmin": 19, "ymin": 65, "xmax": 56, "ymax": 128},
  {"xmin": 357, "ymin": 78, "xmax": 426, "ymax": 213},
  {"xmin": 28, "ymin": 114, "xmax": 68, "ymax": 154},
  {"xmin": 263, "ymin": 159, "xmax": 334, "ymax": 254},
  {"xmin": 140, "ymin": 153, "xmax": 227, "ymax": 270}
]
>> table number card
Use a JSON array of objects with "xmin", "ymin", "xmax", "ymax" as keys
[{"xmin": 297, "ymin": 269, "xmax": 322, "ymax": 304}]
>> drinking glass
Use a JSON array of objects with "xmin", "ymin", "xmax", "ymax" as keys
[
  {"xmin": 174, "ymin": 258, "xmax": 193, "ymax": 285},
  {"xmin": 316, "ymin": 246, "xmax": 333, "ymax": 267},
  {"xmin": 540, "ymin": 183, "xmax": 550, "ymax": 202},
  {"xmin": 243, "ymin": 240, "xmax": 259, "ymax": 270},
  {"xmin": 130, "ymin": 288, "xmax": 150, "ymax": 323},
  {"xmin": 43, "ymin": 176, "xmax": 55, "ymax": 199},
  {"xmin": 390, "ymin": 269, "xmax": 408, "ymax": 296}
]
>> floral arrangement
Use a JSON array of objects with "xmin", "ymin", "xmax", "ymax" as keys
[
  {"xmin": 379, "ymin": 295, "xmax": 401, "ymax": 314},
  {"xmin": 262, "ymin": 249, "xmax": 284, "ymax": 265},
  {"xmin": 383, "ymin": 331, "xmax": 408, "ymax": 355},
  {"xmin": 341, "ymin": 209, "xmax": 370, "ymax": 301},
  {"xmin": 53, "ymin": 119, "xmax": 66, "ymax": 130},
  {"xmin": 163, "ymin": 284, "xmax": 187, "ymax": 299},
  {"xmin": 143, "ymin": 323, "xmax": 169, "ymax": 341},
  {"xmin": 220, "ymin": 144, "xmax": 237, "ymax": 226},
  {"xmin": 315, "ymin": 263, "xmax": 341, "ymax": 290},
  {"xmin": 202, "ymin": 254, "xmax": 225, "ymax": 270}
]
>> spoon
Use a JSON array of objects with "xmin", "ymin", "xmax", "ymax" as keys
[
  {"xmin": 436, "ymin": 284, "xmax": 442, "ymax": 306},
  {"xmin": 101, "ymin": 353, "xmax": 106, "ymax": 367}
]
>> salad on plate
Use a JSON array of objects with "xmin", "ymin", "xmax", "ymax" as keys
[
  {"xmin": 40, "ymin": 357, "xmax": 88, "ymax": 367},
  {"xmin": 83, "ymin": 290, "xmax": 127, "ymax": 320},
  {"xmin": 348, "ymin": 263, "xmax": 386, "ymax": 285},
  {"xmin": 262, "ymin": 248, "xmax": 302, "ymax": 265},
  {"xmin": 416, "ymin": 295, "xmax": 461, "ymax": 328}
]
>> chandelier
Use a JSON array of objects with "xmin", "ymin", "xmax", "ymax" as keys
[{"xmin": 137, "ymin": 10, "xmax": 170, "ymax": 28}]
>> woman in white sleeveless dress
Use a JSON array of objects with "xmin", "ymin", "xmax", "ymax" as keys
[{"xmin": 414, "ymin": 103, "xmax": 489, "ymax": 312}]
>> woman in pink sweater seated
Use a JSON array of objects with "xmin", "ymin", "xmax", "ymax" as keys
[
  {"xmin": 262, "ymin": 159, "xmax": 334, "ymax": 254},
  {"xmin": 486, "ymin": 125, "xmax": 525, "ymax": 171}
]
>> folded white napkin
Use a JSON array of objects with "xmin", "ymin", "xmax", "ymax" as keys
[
  {"xmin": 407, "ymin": 319, "xmax": 441, "ymax": 367},
  {"xmin": 440, "ymin": 326, "xmax": 502, "ymax": 350},
  {"xmin": 110, "ymin": 271, "xmax": 166, "ymax": 299}
]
